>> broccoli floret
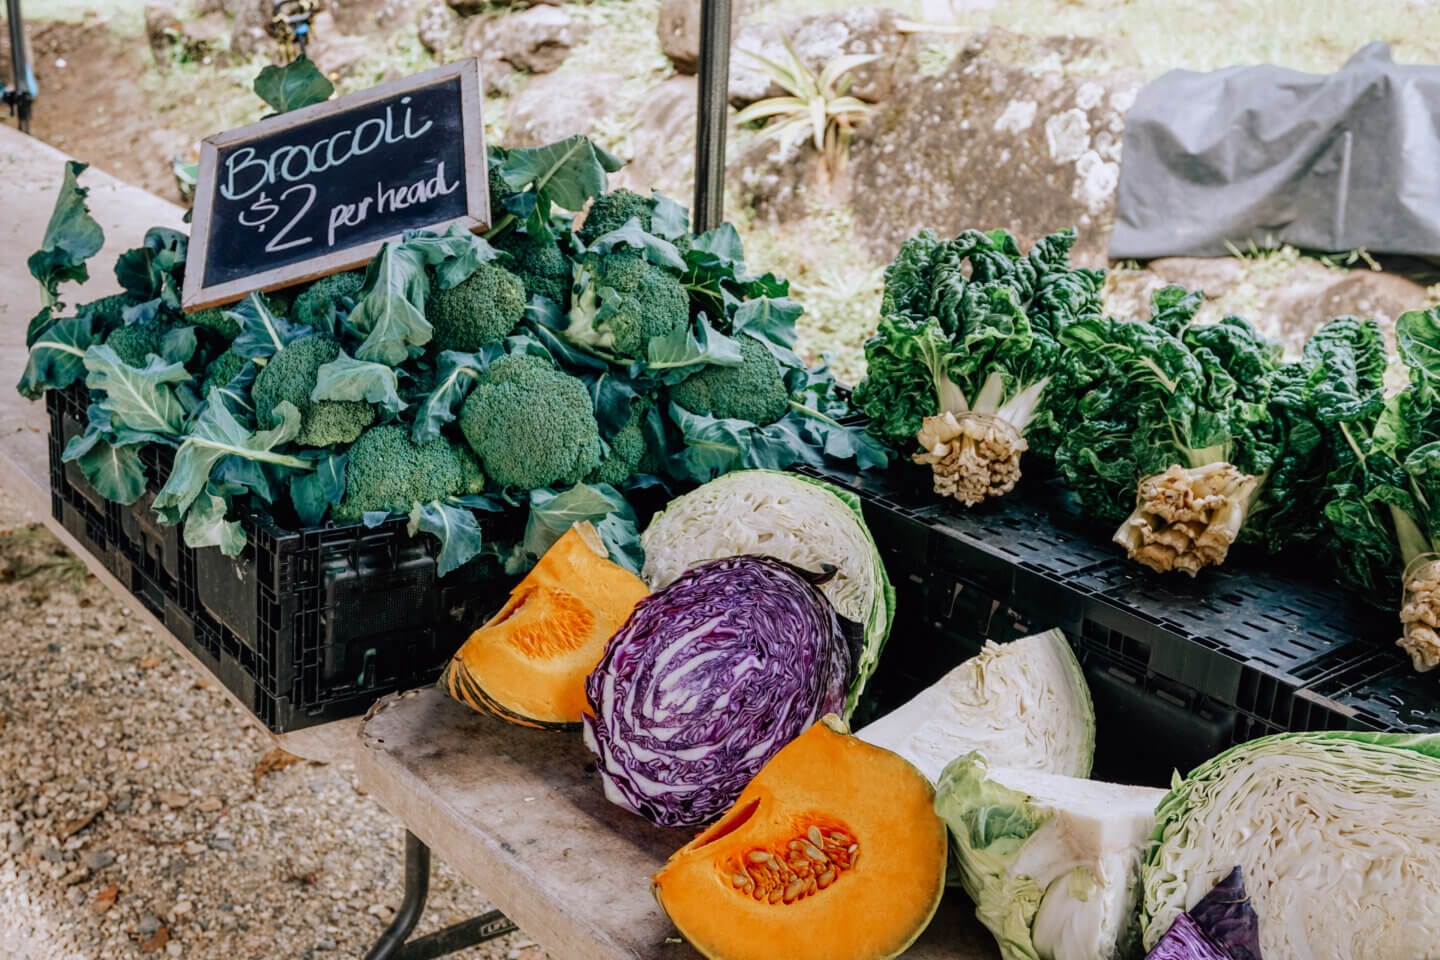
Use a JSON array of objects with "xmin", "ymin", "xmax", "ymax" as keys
[
  {"xmin": 202, "ymin": 348, "xmax": 246, "ymax": 395},
  {"xmin": 588, "ymin": 398, "xmax": 651, "ymax": 487},
  {"xmin": 458, "ymin": 352, "xmax": 602, "ymax": 490},
  {"xmin": 333, "ymin": 425, "xmax": 485, "ymax": 521},
  {"xmin": 578, "ymin": 189, "xmax": 655, "ymax": 245},
  {"xmin": 188, "ymin": 306, "xmax": 241, "ymax": 340},
  {"xmin": 77, "ymin": 293, "xmax": 136, "ymax": 334},
  {"xmin": 670, "ymin": 336, "xmax": 790, "ymax": 425},
  {"xmin": 425, "ymin": 262, "xmax": 527, "ymax": 353},
  {"xmin": 487, "ymin": 147, "xmax": 515, "ymax": 211},
  {"xmin": 104, "ymin": 319, "xmax": 168, "ymax": 367},
  {"xmin": 497, "ymin": 231, "xmax": 571, "ymax": 306},
  {"xmin": 291, "ymin": 270, "xmax": 366, "ymax": 330},
  {"xmin": 567, "ymin": 249, "xmax": 690, "ymax": 361},
  {"xmin": 252, "ymin": 335, "xmax": 375, "ymax": 447}
]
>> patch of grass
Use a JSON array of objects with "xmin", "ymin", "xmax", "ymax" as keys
[{"xmin": 731, "ymin": 199, "xmax": 882, "ymax": 386}]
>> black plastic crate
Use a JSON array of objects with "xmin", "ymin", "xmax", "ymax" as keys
[
  {"xmin": 48, "ymin": 383, "xmax": 524, "ymax": 734},
  {"xmin": 796, "ymin": 458, "xmax": 1438, "ymax": 786}
]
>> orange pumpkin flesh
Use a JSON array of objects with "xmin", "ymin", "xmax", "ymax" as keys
[
  {"xmin": 653, "ymin": 717, "xmax": 947, "ymax": 960},
  {"xmin": 439, "ymin": 522, "xmax": 647, "ymax": 728}
]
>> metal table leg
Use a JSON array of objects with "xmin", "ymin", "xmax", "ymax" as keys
[{"xmin": 365, "ymin": 831, "xmax": 518, "ymax": 960}]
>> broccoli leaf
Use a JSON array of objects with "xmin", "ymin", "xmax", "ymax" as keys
[
  {"xmin": 290, "ymin": 451, "xmax": 347, "ymax": 526},
  {"xmin": 213, "ymin": 360, "xmax": 259, "ymax": 419},
  {"xmin": 645, "ymin": 315, "xmax": 744, "ymax": 384},
  {"xmin": 27, "ymin": 161, "xmax": 105, "ymax": 310},
  {"xmin": 518, "ymin": 483, "xmax": 641, "ymax": 574},
  {"xmin": 410, "ymin": 351, "xmax": 487, "ymax": 444},
  {"xmin": 733, "ymin": 298, "xmax": 805, "ymax": 369},
  {"xmin": 181, "ymin": 484, "xmax": 248, "ymax": 555},
  {"xmin": 650, "ymin": 193, "xmax": 689, "ymax": 240},
  {"xmin": 589, "ymin": 219, "xmax": 685, "ymax": 271},
  {"xmin": 154, "ymin": 398, "xmax": 310, "ymax": 526},
  {"xmin": 346, "ymin": 240, "xmax": 433, "ymax": 366},
  {"xmin": 83, "ymin": 345, "xmax": 191, "ymax": 438},
  {"xmin": 17, "ymin": 314, "xmax": 97, "ymax": 400},
  {"xmin": 61, "ymin": 405, "xmax": 150, "ymax": 505},
  {"xmin": 786, "ymin": 404, "xmax": 891, "ymax": 471},
  {"xmin": 499, "ymin": 136, "xmax": 623, "ymax": 237},
  {"xmin": 407, "ymin": 501, "xmax": 485, "ymax": 577},
  {"xmin": 402, "ymin": 224, "xmax": 501, "ymax": 290},
  {"xmin": 161, "ymin": 326, "xmax": 198, "ymax": 366},
  {"xmin": 311, "ymin": 351, "xmax": 406, "ymax": 416},
  {"xmin": 228, "ymin": 292, "xmax": 313, "ymax": 359},
  {"xmin": 667, "ymin": 404, "xmax": 754, "ymax": 482},
  {"xmin": 253, "ymin": 55, "xmax": 334, "ymax": 115},
  {"xmin": 114, "ymin": 228, "xmax": 188, "ymax": 306}
]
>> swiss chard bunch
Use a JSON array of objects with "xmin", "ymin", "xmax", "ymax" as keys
[
  {"xmin": 1321, "ymin": 307, "xmax": 1440, "ymax": 671},
  {"xmin": 1052, "ymin": 288, "xmax": 1388, "ymax": 577},
  {"xmin": 854, "ymin": 228, "xmax": 1102, "ymax": 505}
]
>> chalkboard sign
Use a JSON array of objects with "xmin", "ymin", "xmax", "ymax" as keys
[{"xmin": 183, "ymin": 59, "xmax": 488, "ymax": 311}]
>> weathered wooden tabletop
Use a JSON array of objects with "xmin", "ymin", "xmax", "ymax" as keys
[
  {"xmin": 357, "ymin": 686, "xmax": 1002, "ymax": 960},
  {"xmin": 0, "ymin": 126, "xmax": 357, "ymax": 762}
]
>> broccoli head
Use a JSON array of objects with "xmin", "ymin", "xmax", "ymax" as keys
[
  {"xmin": 587, "ymin": 397, "xmax": 651, "ymax": 487},
  {"xmin": 291, "ymin": 270, "xmax": 366, "ymax": 330},
  {"xmin": 202, "ymin": 348, "xmax": 247, "ymax": 395},
  {"xmin": 498, "ymin": 231, "xmax": 571, "ymax": 306},
  {"xmin": 458, "ymin": 352, "xmax": 602, "ymax": 490},
  {"xmin": 333, "ymin": 425, "xmax": 486, "ymax": 521},
  {"xmin": 252, "ymin": 335, "xmax": 375, "ymax": 447},
  {"xmin": 567, "ymin": 249, "xmax": 690, "ymax": 361},
  {"xmin": 104, "ymin": 319, "xmax": 168, "ymax": 367},
  {"xmin": 426, "ymin": 262, "xmax": 527, "ymax": 353},
  {"xmin": 578, "ymin": 189, "xmax": 655, "ymax": 245},
  {"xmin": 187, "ymin": 306, "xmax": 241, "ymax": 340},
  {"xmin": 670, "ymin": 335, "xmax": 790, "ymax": 425}
]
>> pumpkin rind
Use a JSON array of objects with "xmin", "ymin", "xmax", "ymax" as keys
[
  {"xmin": 439, "ymin": 523, "xmax": 647, "ymax": 728},
  {"xmin": 653, "ymin": 717, "xmax": 947, "ymax": 960}
]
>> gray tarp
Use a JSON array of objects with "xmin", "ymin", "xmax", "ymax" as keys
[{"xmin": 1110, "ymin": 42, "xmax": 1440, "ymax": 261}]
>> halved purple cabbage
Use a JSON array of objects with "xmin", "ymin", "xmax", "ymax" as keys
[
  {"xmin": 1146, "ymin": 867, "xmax": 1263, "ymax": 960},
  {"xmin": 582, "ymin": 555, "xmax": 853, "ymax": 828}
]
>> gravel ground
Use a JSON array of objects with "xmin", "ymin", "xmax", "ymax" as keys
[{"xmin": 0, "ymin": 488, "xmax": 550, "ymax": 960}]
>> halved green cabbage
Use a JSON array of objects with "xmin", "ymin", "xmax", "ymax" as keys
[
  {"xmin": 857, "ymin": 628, "xmax": 1095, "ymax": 782},
  {"xmin": 937, "ymin": 753, "xmax": 1166, "ymax": 960},
  {"xmin": 639, "ymin": 469, "xmax": 895, "ymax": 720},
  {"xmin": 1142, "ymin": 731, "xmax": 1440, "ymax": 960}
]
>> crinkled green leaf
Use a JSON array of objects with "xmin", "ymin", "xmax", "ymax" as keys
[
  {"xmin": 519, "ymin": 483, "xmax": 640, "ymax": 574},
  {"xmin": 589, "ymin": 219, "xmax": 685, "ymax": 271},
  {"xmin": 311, "ymin": 351, "xmax": 405, "ymax": 416},
  {"xmin": 61, "ymin": 407, "xmax": 150, "ymax": 505},
  {"xmin": 406, "ymin": 500, "xmax": 485, "ymax": 577},
  {"xmin": 17, "ymin": 314, "xmax": 96, "ymax": 400},
  {"xmin": 181, "ymin": 484, "xmax": 248, "ymax": 555},
  {"xmin": 402, "ymin": 224, "xmax": 501, "ymax": 290},
  {"xmin": 645, "ymin": 315, "xmax": 743, "ymax": 384},
  {"xmin": 27, "ymin": 161, "xmax": 104, "ymax": 310},
  {"xmin": 161, "ymin": 325, "xmax": 198, "ymax": 366},
  {"xmin": 649, "ymin": 193, "xmax": 689, "ymax": 240},
  {"xmin": 115, "ymin": 228, "xmax": 187, "ymax": 306},
  {"xmin": 499, "ymin": 135, "xmax": 623, "ymax": 236},
  {"xmin": 253, "ymin": 55, "xmax": 334, "ymax": 115}
]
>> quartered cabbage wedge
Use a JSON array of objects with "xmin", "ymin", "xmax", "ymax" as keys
[
  {"xmin": 936, "ymin": 754, "xmax": 1166, "ymax": 960},
  {"xmin": 1142, "ymin": 731, "xmax": 1440, "ymax": 960},
  {"xmin": 639, "ymin": 470, "xmax": 895, "ymax": 721},
  {"xmin": 857, "ymin": 628, "xmax": 1095, "ymax": 782}
]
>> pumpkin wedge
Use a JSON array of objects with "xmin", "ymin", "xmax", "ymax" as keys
[
  {"xmin": 439, "ymin": 522, "xmax": 647, "ymax": 728},
  {"xmin": 653, "ymin": 716, "xmax": 947, "ymax": 960}
]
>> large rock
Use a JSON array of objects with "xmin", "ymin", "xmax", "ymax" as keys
[
  {"xmin": 506, "ymin": 72, "xmax": 625, "ymax": 148},
  {"xmin": 730, "ymin": 6, "xmax": 908, "ymax": 106},
  {"xmin": 416, "ymin": 0, "xmax": 464, "ymax": 57},
  {"xmin": 466, "ymin": 4, "xmax": 575, "ymax": 82},
  {"xmin": 847, "ymin": 31, "xmax": 1141, "ymax": 265},
  {"xmin": 611, "ymin": 75, "xmax": 698, "ymax": 198},
  {"xmin": 657, "ymin": 0, "xmax": 741, "ymax": 75},
  {"xmin": 328, "ymin": 0, "xmax": 417, "ymax": 37}
]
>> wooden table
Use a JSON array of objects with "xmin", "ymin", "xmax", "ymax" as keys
[{"xmin": 356, "ymin": 686, "xmax": 1001, "ymax": 960}]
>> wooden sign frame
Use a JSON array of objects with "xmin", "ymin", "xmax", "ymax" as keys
[{"xmin": 183, "ymin": 58, "xmax": 488, "ymax": 312}]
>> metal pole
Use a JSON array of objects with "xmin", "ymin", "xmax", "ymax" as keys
[
  {"xmin": 6, "ymin": 0, "xmax": 37, "ymax": 133},
  {"xmin": 693, "ymin": 0, "xmax": 732, "ymax": 234}
]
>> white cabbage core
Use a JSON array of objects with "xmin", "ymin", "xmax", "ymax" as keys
[
  {"xmin": 857, "ymin": 629, "xmax": 1095, "ymax": 782},
  {"xmin": 1144, "ymin": 737, "xmax": 1440, "ymax": 959}
]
